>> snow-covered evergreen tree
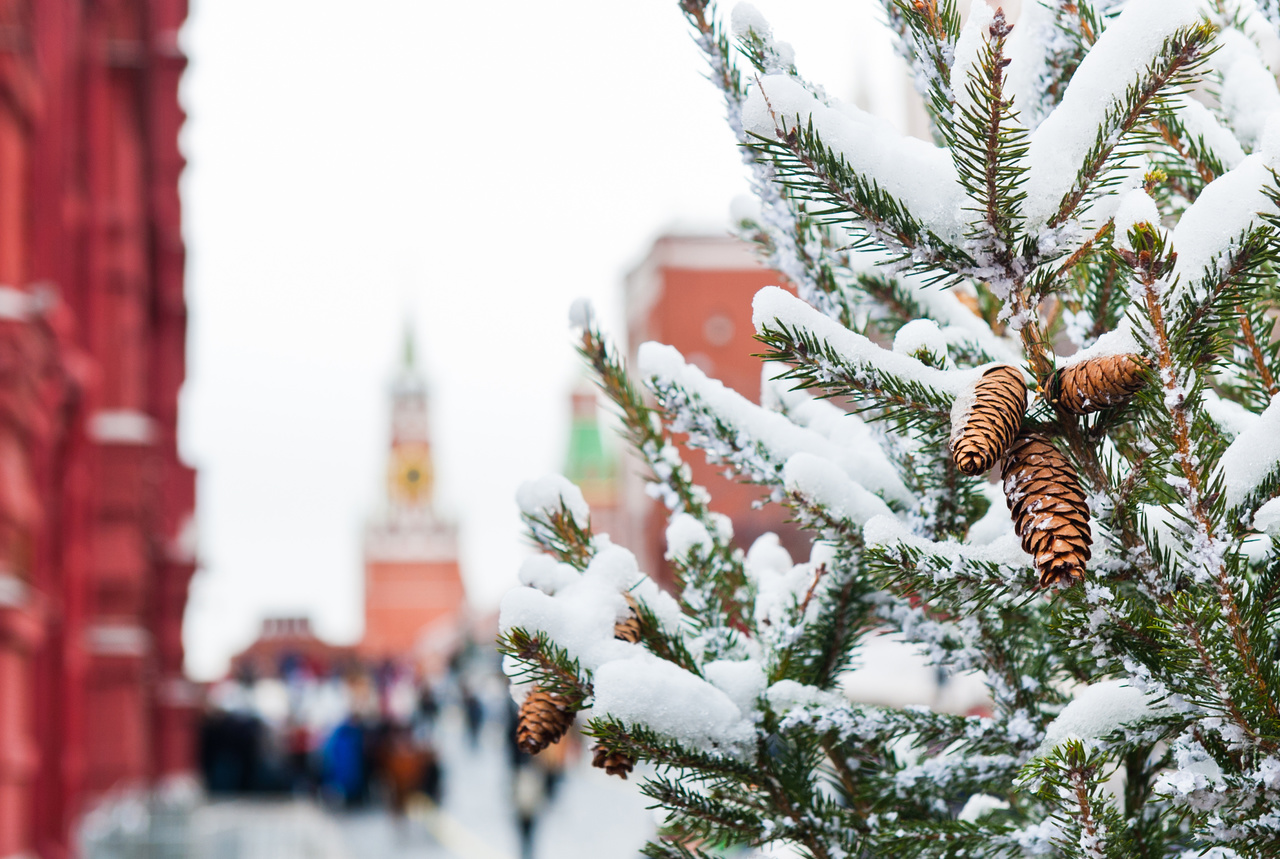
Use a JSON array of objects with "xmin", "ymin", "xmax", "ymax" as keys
[{"xmin": 499, "ymin": 1, "xmax": 1280, "ymax": 856}]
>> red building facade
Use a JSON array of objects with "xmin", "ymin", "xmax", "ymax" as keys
[{"xmin": 0, "ymin": 1, "xmax": 194, "ymax": 856}]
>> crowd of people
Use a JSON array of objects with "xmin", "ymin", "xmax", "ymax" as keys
[
  {"xmin": 195, "ymin": 645, "xmax": 578, "ymax": 857},
  {"xmin": 197, "ymin": 655, "xmax": 478, "ymax": 810}
]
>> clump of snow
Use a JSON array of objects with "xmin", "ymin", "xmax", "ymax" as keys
[
  {"xmin": 1216, "ymin": 29, "xmax": 1280, "ymax": 152},
  {"xmin": 729, "ymin": 3, "xmax": 795, "ymax": 71},
  {"xmin": 746, "ymin": 533, "xmax": 821, "ymax": 632},
  {"xmin": 1169, "ymin": 153, "xmax": 1280, "ymax": 303},
  {"xmin": 747, "ymin": 532, "xmax": 793, "ymax": 576},
  {"xmin": 864, "ymin": 514, "xmax": 1032, "ymax": 571},
  {"xmin": 782, "ymin": 453, "xmax": 894, "ymax": 526},
  {"xmin": 1022, "ymin": 0, "xmax": 1201, "ymax": 227},
  {"xmin": 767, "ymin": 679, "xmax": 848, "ymax": 713},
  {"xmin": 517, "ymin": 554, "xmax": 579, "ymax": 596},
  {"xmin": 666, "ymin": 513, "xmax": 713, "ymax": 562},
  {"xmin": 729, "ymin": 2, "xmax": 770, "ymax": 40},
  {"xmin": 1112, "ymin": 189, "xmax": 1162, "ymax": 252},
  {"xmin": 893, "ymin": 318, "xmax": 949, "ymax": 364},
  {"xmin": 966, "ymin": 482, "xmax": 1017, "ymax": 544},
  {"xmin": 704, "ymin": 659, "xmax": 767, "ymax": 716},
  {"xmin": 741, "ymin": 76, "xmax": 967, "ymax": 244},
  {"xmin": 752, "ymin": 286, "xmax": 977, "ymax": 398},
  {"xmin": 1253, "ymin": 496, "xmax": 1280, "ymax": 535},
  {"xmin": 499, "ymin": 544, "xmax": 640, "ymax": 674},
  {"xmin": 1034, "ymin": 680, "xmax": 1168, "ymax": 757},
  {"xmin": 591, "ymin": 653, "xmax": 755, "ymax": 755},
  {"xmin": 568, "ymin": 298, "xmax": 594, "ymax": 330},
  {"xmin": 1177, "ymin": 98, "xmax": 1245, "ymax": 171},
  {"xmin": 761, "ymin": 371, "xmax": 910, "ymax": 504},
  {"xmin": 1059, "ymin": 321, "xmax": 1142, "ymax": 369},
  {"xmin": 1002, "ymin": 0, "xmax": 1064, "ymax": 132},
  {"xmin": 1155, "ymin": 735, "xmax": 1226, "ymax": 806},
  {"xmin": 1218, "ymin": 392, "xmax": 1280, "ymax": 509},
  {"xmin": 639, "ymin": 337, "xmax": 912, "ymax": 505},
  {"xmin": 957, "ymin": 793, "xmax": 1010, "ymax": 823},
  {"xmin": 516, "ymin": 475, "xmax": 590, "ymax": 527},
  {"xmin": 1203, "ymin": 391, "xmax": 1257, "ymax": 440}
]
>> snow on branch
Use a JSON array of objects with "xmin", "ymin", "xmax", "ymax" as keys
[
  {"xmin": 753, "ymin": 285, "xmax": 977, "ymax": 434},
  {"xmin": 1022, "ymin": 0, "xmax": 1210, "ymax": 230},
  {"xmin": 1162, "ymin": 151, "xmax": 1280, "ymax": 328},
  {"xmin": 1219, "ymin": 392, "xmax": 1280, "ymax": 517},
  {"xmin": 862, "ymin": 513, "xmax": 1036, "ymax": 597},
  {"xmin": 638, "ymin": 340, "xmax": 911, "ymax": 509},
  {"xmin": 742, "ymin": 74, "xmax": 973, "ymax": 272},
  {"xmin": 1216, "ymin": 28, "xmax": 1280, "ymax": 153}
]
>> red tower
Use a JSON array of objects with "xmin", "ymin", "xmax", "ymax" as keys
[
  {"xmin": 0, "ymin": 1, "xmax": 194, "ymax": 855},
  {"xmin": 360, "ymin": 333, "xmax": 467, "ymax": 661}
]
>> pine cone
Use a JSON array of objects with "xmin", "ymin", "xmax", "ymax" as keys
[
  {"xmin": 1001, "ymin": 433, "xmax": 1091, "ymax": 588},
  {"xmin": 950, "ymin": 365, "xmax": 1027, "ymax": 475},
  {"xmin": 592, "ymin": 744, "xmax": 635, "ymax": 779},
  {"xmin": 1052, "ymin": 353, "xmax": 1150, "ymax": 414},
  {"xmin": 517, "ymin": 687, "xmax": 575, "ymax": 755},
  {"xmin": 614, "ymin": 594, "xmax": 642, "ymax": 644}
]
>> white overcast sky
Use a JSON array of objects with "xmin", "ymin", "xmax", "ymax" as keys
[{"xmin": 179, "ymin": 0, "xmax": 908, "ymax": 680}]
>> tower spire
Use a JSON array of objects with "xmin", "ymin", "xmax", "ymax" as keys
[{"xmin": 402, "ymin": 322, "xmax": 416, "ymax": 371}]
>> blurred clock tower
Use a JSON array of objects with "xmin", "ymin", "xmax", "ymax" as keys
[{"xmin": 360, "ymin": 330, "xmax": 467, "ymax": 660}]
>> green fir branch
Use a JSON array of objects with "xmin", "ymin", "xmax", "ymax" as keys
[
  {"xmin": 1044, "ymin": 24, "xmax": 1216, "ymax": 231},
  {"xmin": 496, "ymin": 626, "xmax": 593, "ymax": 711},
  {"xmin": 746, "ymin": 120, "xmax": 975, "ymax": 277}
]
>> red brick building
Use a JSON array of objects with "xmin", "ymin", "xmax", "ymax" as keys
[
  {"xmin": 0, "ymin": 1, "xmax": 194, "ymax": 855},
  {"xmin": 623, "ymin": 234, "xmax": 805, "ymax": 581}
]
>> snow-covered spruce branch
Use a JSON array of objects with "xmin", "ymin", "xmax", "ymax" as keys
[
  {"xmin": 497, "ymin": 626, "xmax": 594, "ymax": 712},
  {"xmin": 517, "ymin": 476, "xmax": 597, "ymax": 571},
  {"xmin": 504, "ymin": 2, "xmax": 1280, "ymax": 854},
  {"xmin": 1021, "ymin": 3, "xmax": 1213, "ymax": 232},
  {"xmin": 1021, "ymin": 741, "xmax": 1117, "ymax": 859},
  {"xmin": 753, "ymin": 286, "xmax": 969, "ymax": 436},
  {"xmin": 861, "ymin": 517, "xmax": 1038, "ymax": 603},
  {"xmin": 574, "ymin": 310, "xmax": 750, "ymax": 638},
  {"xmin": 683, "ymin": 0, "xmax": 860, "ymax": 324},
  {"xmin": 951, "ymin": 5, "xmax": 1027, "ymax": 270},
  {"xmin": 765, "ymin": 549, "xmax": 878, "ymax": 691},
  {"xmin": 1004, "ymin": 0, "xmax": 1106, "ymax": 134},
  {"xmin": 743, "ymin": 87, "xmax": 975, "ymax": 277},
  {"xmin": 877, "ymin": 0, "xmax": 961, "ymax": 140},
  {"xmin": 1220, "ymin": 393, "xmax": 1280, "ymax": 526},
  {"xmin": 640, "ymin": 339, "xmax": 911, "ymax": 509}
]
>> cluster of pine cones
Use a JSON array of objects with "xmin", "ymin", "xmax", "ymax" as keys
[
  {"xmin": 515, "ymin": 599, "xmax": 642, "ymax": 778},
  {"xmin": 949, "ymin": 353, "xmax": 1149, "ymax": 588}
]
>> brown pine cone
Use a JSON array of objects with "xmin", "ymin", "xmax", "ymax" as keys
[
  {"xmin": 1052, "ymin": 353, "xmax": 1150, "ymax": 414},
  {"xmin": 517, "ymin": 687, "xmax": 575, "ymax": 755},
  {"xmin": 592, "ymin": 744, "xmax": 635, "ymax": 779},
  {"xmin": 614, "ymin": 594, "xmax": 642, "ymax": 644},
  {"xmin": 1001, "ymin": 433, "xmax": 1091, "ymax": 588},
  {"xmin": 950, "ymin": 365, "xmax": 1028, "ymax": 475}
]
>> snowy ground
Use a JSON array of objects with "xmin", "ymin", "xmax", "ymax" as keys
[{"xmin": 191, "ymin": 708, "xmax": 656, "ymax": 859}]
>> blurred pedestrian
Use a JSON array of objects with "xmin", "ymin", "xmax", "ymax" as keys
[
  {"xmin": 320, "ymin": 716, "xmax": 365, "ymax": 806},
  {"xmin": 461, "ymin": 683, "xmax": 484, "ymax": 748}
]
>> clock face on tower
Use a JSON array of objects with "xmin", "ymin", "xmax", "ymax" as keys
[{"xmin": 389, "ymin": 443, "xmax": 432, "ymax": 505}]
